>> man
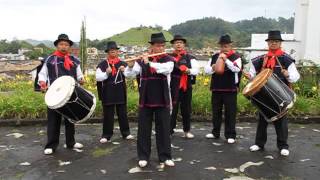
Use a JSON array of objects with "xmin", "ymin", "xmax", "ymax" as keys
[
  {"xmin": 204, "ymin": 34, "xmax": 242, "ymax": 144},
  {"xmin": 244, "ymin": 30, "xmax": 300, "ymax": 156},
  {"xmin": 38, "ymin": 34, "xmax": 85, "ymax": 155},
  {"xmin": 124, "ymin": 32, "xmax": 175, "ymax": 168},
  {"xmin": 169, "ymin": 35, "xmax": 200, "ymax": 138},
  {"xmin": 96, "ymin": 41, "xmax": 134, "ymax": 143}
]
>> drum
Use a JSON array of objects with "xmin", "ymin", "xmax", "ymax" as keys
[
  {"xmin": 45, "ymin": 76, "xmax": 96, "ymax": 124},
  {"xmin": 243, "ymin": 69, "xmax": 296, "ymax": 122}
]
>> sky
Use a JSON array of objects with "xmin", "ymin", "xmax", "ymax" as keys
[{"xmin": 0, "ymin": 0, "xmax": 295, "ymax": 41}]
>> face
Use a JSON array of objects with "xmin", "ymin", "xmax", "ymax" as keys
[
  {"xmin": 220, "ymin": 43, "xmax": 232, "ymax": 53},
  {"xmin": 173, "ymin": 40, "xmax": 185, "ymax": 51},
  {"xmin": 108, "ymin": 49, "xmax": 119, "ymax": 58},
  {"xmin": 56, "ymin": 41, "xmax": 71, "ymax": 53},
  {"xmin": 267, "ymin": 40, "xmax": 282, "ymax": 50},
  {"xmin": 151, "ymin": 42, "xmax": 165, "ymax": 53}
]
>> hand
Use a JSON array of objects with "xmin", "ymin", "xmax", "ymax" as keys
[
  {"xmin": 106, "ymin": 67, "xmax": 112, "ymax": 74},
  {"xmin": 142, "ymin": 53, "xmax": 149, "ymax": 64},
  {"xmin": 127, "ymin": 61, "xmax": 135, "ymax": 68},
  {"xmin": 211, "ymin": 64, "xmax": 216, "ymax": 71},
  {"xmin": 39, "ymin": 81, "xmax": 47, "ymax": 92},
  {"xmin": 119, "ymin": 65, "xmax": 125, "ymax": 72},
  {"xmin": 243, "ymin": 71, "xmax": 251, "ymax": 79},
  {"xmin": 79, "ymin": 78, "xmax": 85, "ymax": 85},
  {"xmin": 281, "ymin": 69, "xmax": 289, "ymax": 78},
  {"xmin": 219, "ymin": 53, "xmax": 227, "ymax": 61},
  {"xmin": 185, "ymin": 68, "xmax": 190, "ymax": 74}
]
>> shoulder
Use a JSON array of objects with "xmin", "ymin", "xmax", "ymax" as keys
[
  {"xmin": 281, "ymin": 53, "xmax": 295, "ymax": 63},
  {"xmin": 229, "ymin": 52, "xmax": 241, "ymax": 60},
  {"xmin": 70, "ymin": 55, "xmax": 80, "ymax": 64},
  {"xmin": 251, "ymin": 54, "xmax": 264, "ymax": 63},
  {"xmin": 163, "ymin": 54, "xmax": 175, "ymax": 62},
  {"xmin": 44, "ymin": 55, "xmax": 55, "ymax": 63},
  {"xmin": 186, "ymin": 53, "xmax": 196, "ymax": 60},
  {"xmin": 211, "ymin": 53, "xmax": 219, "ymax": 59}
]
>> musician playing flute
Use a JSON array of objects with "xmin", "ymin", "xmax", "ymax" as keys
[
  {"xmin": 37, "ymin": 34, "xmax": 85, "ymax": 155},
  {"xmin": 95, "ymin": 41, "xmax": 134, "ymax": 144},
  {"xmin": 244, "ymin": 30, "xmax": 300, "ymax": 156},
  {"xmin": 169, "ymin": 35, "xmax": 200, "ymax": 138},
  {"xmin": 204, "ymin": 34, "xmax": 242, "ymax": 144},
  {"xmin": 124, "ymin": 32, "xmax": 175, "ymax": 168}
]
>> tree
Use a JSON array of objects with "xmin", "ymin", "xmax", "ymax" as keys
[{"xmin": 79, "ymin": 18, "xmax": 88, "ymax": 75}]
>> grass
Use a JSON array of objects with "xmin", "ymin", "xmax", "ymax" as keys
[{"xmin": 0, "ymin": 73, "xmax": 319, "ymax": 119}]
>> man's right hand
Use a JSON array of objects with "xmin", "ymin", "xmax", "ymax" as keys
[
  {"xmin": 39, "ymin": 81, "xmax": 47, "ymax": 92},
  {"xmin": 106, "ymin": 67, "xmax": 112, "ymax": 74}
]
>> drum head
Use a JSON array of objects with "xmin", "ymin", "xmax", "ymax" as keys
[
  {"xmin": 45, "ymin": 76, "xmax": 76, "ymax": 109},
  {"xmin": 243, "ymin": 69, "xmax": 273, "ymax": 96}
]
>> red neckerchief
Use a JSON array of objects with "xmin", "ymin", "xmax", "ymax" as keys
[
  {"xmin": 173, "ymin": 50, "xmax": 188, "ymax": 92},
  {"xmin": 107, "ymin": 56, "xmax": 120, "ymax": 76},
  {"xmin": 149, "ymin": 53, "xmax": 166, "ymax": 74},
  {"xmin": 264, "ymin": 49, "xmax": 285, "ymax": 69},
  {"xmin": 53, "ymin": 50, "xmax": 73, "ymax": 71},
  {"xmin": 221, "ymin": 50, "xmax": 235, "ymax": 58},
  {"xmin": 173, "ymin": 49, "xmax": 187, "ymax": 62}
]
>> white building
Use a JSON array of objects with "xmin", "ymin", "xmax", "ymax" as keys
[{"xmin": 247, "ymin": 0, "xmax": 320, "ymax": 65}]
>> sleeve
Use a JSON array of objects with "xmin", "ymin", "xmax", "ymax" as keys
[
  {"xmin": 189, "ymin": 58, "xmax": 200, "ymax": 75},
  {"xmin": 96, "ymin": 67, "xmax": 108, "ymax": 82},
  {"xmin": 76, "ymin": 65, "xmax": 84, "ymax": 81},
  {"xmin": 37, "ymin": 62, "xmax": 48, "ymax": 84},
  {"xmin": 225, "ymin": 58, "xmax": 242, "ymax": 73},
  {"xmin": 204, "ymin": 58, "xmax": 214, "ymax": 75},
  {"xmin": 287, "ymin": 63, "xmax": 300, "ymax": 83},
  {"xmin": 124, "ymin": 61, "xmax": 141, "ymax": 77},
  {"xmin": 149, "ymin": 61, "xmax": 174, "ymax": 75},
  {"xmin": 248, "ymin": 60, "xmax": 257, "ymax": 79}
]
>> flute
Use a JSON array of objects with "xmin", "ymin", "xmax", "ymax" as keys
[{"xmin": 124, "ymin": 52, "xmax": 167, "ymax": 62}]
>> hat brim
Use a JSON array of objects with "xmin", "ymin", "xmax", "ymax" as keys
[
  {"xmin": 265, "ymin": 38, "xmax": 284, "ymax": 42},
  {"xmin": 149, "ymin": 40, "xmax": 168, "ymax": 44},
  {"xmin": 170, "ymin": 38, "xmax": 187, "ymax": 44},
  {"xmin": 218, "ymin": 41, "xmax": 233, "ymax": 45},
  {"xmin": 105, "ymin": 48, "xmax": 120, "ymax": 53},
  {"xmin": 54, "ymin": 39, "xmax": 74, "ymax": 46}
]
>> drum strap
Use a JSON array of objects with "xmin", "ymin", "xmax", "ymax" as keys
[{"xmin": 54, "ymin": 56, "xmax": 59, "ymax": 79}]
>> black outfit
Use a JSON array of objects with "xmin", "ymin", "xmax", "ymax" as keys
[
  {"xmin": 210, "ymin": 53, "xmax": 241, "ymax": 139},
  {"xmin": 251, "ymin": 53, "xmax": 295, "ymax": 150},
  {"xmin": 136, "ymin": 55, "xmax": 173, "ymax": 163},
  {"xmin": 43, "ymin": 55, "xmax": 80, "ymax": 150},
  {"xmin": 170, "ymin": 53, "xmax": 196, "ymax": 134},
  {"xmin": 96, "ymin": 60, "xmax": 130, "ymax": 140}
]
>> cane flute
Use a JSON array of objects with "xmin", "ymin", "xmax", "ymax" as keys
[{"xmin": 124, "ymin": 52, "xmax": 167, "ymax": 62}]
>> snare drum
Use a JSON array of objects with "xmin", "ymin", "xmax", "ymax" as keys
[
  {"xmin": 45, "ymin": 76, "xmax": 96, "ymax": 124},
  {"xmin": 243, "ymin": 69, "xmax": 296, "ymax": 122}
]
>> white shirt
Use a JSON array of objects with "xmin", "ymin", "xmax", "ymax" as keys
[
  {"xmin": 204, "ymin": 57, "xmax": 242, "ymax": 84},
  {"xmin": 37, "ymin": 59, "xmax": 84, "ymax": 86}
]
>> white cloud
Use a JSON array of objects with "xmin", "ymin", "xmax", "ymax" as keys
[{"xmin": 0, "ymin": 0, "xmax": 294, "ymax": 41}]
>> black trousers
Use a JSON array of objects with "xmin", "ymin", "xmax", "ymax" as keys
[
  {"xmin": 255, "ymin": 113, "xmax": 289, "ymax": 150},
  {"xmin": 170, "ymin": 88, "xmax": 192, "ymax": 134},
  {"xmin": 211, "ymin": 92, "xmax": 237, "ymax": 139},
  {"xmin": 102, "ymin": 104, "xmax": 130, "ymax": 140},
  {"xmin": 137, "ymin": 107, "xmax": 172, "ymax": 162},
  {"xmin": 45, "ymin": 108, "xmax": 75, "ymax": 150}
]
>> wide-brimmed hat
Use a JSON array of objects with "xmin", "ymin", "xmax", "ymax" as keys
[
  {"xmin": 149, "ymin": 32, "xmax": 168, "ymax": 44},
  {"xmin": 105, "ymin": 41, "xmax": 120, "ymax": 53},
  {"xmin": 170, "ymin": 34, "xmax": 187, "ymax": 44},
  {"xmin": 265, "ymin": 30, "xmax": 284, "ymax": 41},
  {"xmin": 54, "ymin": 34, "xmax": 73, "ymax": 46},
  {"xmin": 218, "ymin": 34, "xmax": 233, "ymax": 44}
]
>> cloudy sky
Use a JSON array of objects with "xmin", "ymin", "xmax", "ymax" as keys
[{"xmin": 0, "ymin": 0, "xmax": 295, "ymax": 41}]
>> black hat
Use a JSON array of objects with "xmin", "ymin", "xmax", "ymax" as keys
[
  {"xmin": 265, "ymin": 30, "xmax": 284, "ymax": 41},
  {"xmin": 218, "ymin": 34, "xmax": 233, "ymax": 44},
  {"xmin": 170, "ymin": 34, "xmax": 187, "ymax": 44},
  {"xmin": 105, "ymin": 41, "xmax": 120, "ymax": 53},
  {"xmin": 149, "ymin": 32, "xmax": 168, "ymax": 44},
  {"xmin": 54, "ymin": 34, "xmax": 73, "ymax": 46}
]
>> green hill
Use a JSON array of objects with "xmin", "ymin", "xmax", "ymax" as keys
[
  {"xmin": 169, "ymin": 17, "xmax": 294, "ymax": 48},
  {"xmin": 88, "ymin": 26, "xmax": 173, "ymax": 50}
]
